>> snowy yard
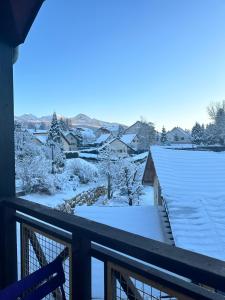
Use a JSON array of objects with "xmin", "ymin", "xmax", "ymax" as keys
[
  {"xmin": 15, "ymin": 130, "xmax": 168, "ymax": 298},
  {"xmin": 77, "ymin": 204, "xmax": 164, "ymax": 299},
  {"xmin": 23, "ymin": 177, "xmax": 164, "ymax": 299}
]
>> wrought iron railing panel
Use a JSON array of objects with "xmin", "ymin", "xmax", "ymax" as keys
[
  {"xmin": 21, "ymin": 223, "xmax": 72, "ymax": 300},
  {"xmin": 107, "ymin": 262, "xmax": 178, "ymax": 300}
]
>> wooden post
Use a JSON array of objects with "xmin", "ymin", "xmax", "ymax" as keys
[
  {"xmin": 72, "ymin": 232, "xmax": 91, "ymax": 300},
  {"xmin": 0, "ymin": 40, "xmax": 17, "ymax": 288}
]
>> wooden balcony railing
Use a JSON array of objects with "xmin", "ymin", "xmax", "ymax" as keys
[{"xmin": 0, "ymin": 197, "xmax": 225, "ymax": 300}]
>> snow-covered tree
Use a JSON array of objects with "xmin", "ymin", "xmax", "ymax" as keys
[
  {"xmin": 137, "ymin": 120, "xmax": 156, "ymax": 151},
  {"xmin": 207, "ymin": 100, "xmax": 225, "ymax": 120},
  {"xmin": 204, "ymin": 123, "xmax": 217, "ymax": 145},
  {"xmin": 214, "ymin": 108, "xmax": 225, "ymax": 145},
  {"xmin": 160, "ymin": 126, "xmax": 167, "ymax": 145},
  {"xmin": 191, "ymin": 122, "xmax": 205, "ymax": 145},
  {"xmin": 98, "ymin": 147, "xmax": 118, "ymax": 199},
  {"xmin": 206, "ymin": 101, "xmax": 225, "ymax": 145},
  {"xmin": 15, "ymin": 128, "xmax": 55, "ymax": 194},
  {"xmin": 67, "ymin": 158, "xmax": 99, "ymax": 184},
  {"xmin": 114, "ymin": 158, "xmax": 143, "ymax": 206},
  {"xmin": 48, "ymin": 112, "xmax": 61, "ymax": 144},
  {"xmin": 47, "ymin": 113, "xmax": 65, "ymax": 171},
  {"xmin": 59, "ymin": 118, "xmax": 69, "ymax": 131}
]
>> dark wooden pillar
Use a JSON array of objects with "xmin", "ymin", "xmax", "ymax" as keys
[
  {"xmin": 72, "ymin": 233, "xmax": 91, "ymax": 300},
  {"xmin": 0, "ymin": 40, "xmax": 17, "ymax": 288}
]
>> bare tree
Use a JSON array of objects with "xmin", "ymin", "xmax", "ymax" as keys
[{"xmin": 207, "ymin": 100, "xmax": 225, "ymax": 120}]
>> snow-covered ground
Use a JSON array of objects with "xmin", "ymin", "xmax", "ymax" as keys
[
  {"xmin": 23, "ymin": 182, "xmax": 98, "ymax": 207},
  {"xmin": 23, "ymin": 181, "xmax": 163, "ymax": 299},
  {"xmin": 76, "ymin": 204, "xmax": 164, "ymax": 299}
]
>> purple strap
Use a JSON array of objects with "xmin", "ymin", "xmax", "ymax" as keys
[{"xmin": 0, "ymin": 256, "xmax": 66, "ymax": 300}]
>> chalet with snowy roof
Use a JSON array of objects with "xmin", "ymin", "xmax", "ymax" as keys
[
  {"xmin": 29, "ymin": 129, "xmax": 48, "ymax": 136},
  {"xmin": 75, "ymin": 127, "xmax": 96, "ymax": 145},
  {"xmin": 120, "ymin": 133, "xmax": 139, "ymax": 150},
  {"xmin": 32, "ymin": 130, "xmax": 80, "ymax": 151},
  {"xmin": 99, "ymin": 138, "xmax": 135, "ymax": 157},
  {"xmin": 143, "ymin": 146, "xmax": 225, "ymax": 262},
  {"xmin": 124, "ymin": 121, "xmax": 142, "ymax": 135},
  {"xmin": 95, "ymin": 127, "xmax": 111, "ymax": 138},
  {"xmin": 95, "ymin": 133, "xmax": 113, "ymax": 146},
  {"xmin": 166, "ymin": 127, "xmax": 191, "ymax": 144},
  {"xmin": 33, "ymin": 135, "xmax": 48, "ymax": 146},
  {"xmin": 61, "ymin": 131, "xmax": 80, "ymax": 151}
]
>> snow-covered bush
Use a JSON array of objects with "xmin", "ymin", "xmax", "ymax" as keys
[
  {"xmin": 15, "ymin": 127, "xmax": 56, "ymax": 194},
  {"xmin": 16, "ymin": 154, "xmax": 56, "ymax": 194},
  {"xmin": 67, "ymin": 158, "xmax": 99, "ymax": 184},
  {"xmin": 54, "ymin": 170, "xmax": 79, "ymax": 191},
  {"xmin": 56, "ymin": 200, "xmax": 75, "ymax": 214}
]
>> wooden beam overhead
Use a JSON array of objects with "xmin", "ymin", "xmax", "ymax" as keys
[{"xmin": 0, "ymin": 0, "xmax": 45, "ymax": 46}]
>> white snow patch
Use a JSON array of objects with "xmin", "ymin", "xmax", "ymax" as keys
[{"xmin": 76, "ymin": 204, "xmax": 165, "ymax": 299}]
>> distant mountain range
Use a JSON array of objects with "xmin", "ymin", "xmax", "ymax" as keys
[{"xmin": 15, "ymin": 113, "xmax": 127, "ymax": 131}]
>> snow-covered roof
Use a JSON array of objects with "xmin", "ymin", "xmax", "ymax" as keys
[
  {"xmin": 120, "ymin": 134, "xmax": 137, "ymax": 144},
  {"xmin": 167, "ymin": 127, "xmax": 190, "ymax": 138},
  {"xmin": 98, "ymin": 138, "xmax": 134, "ymax": 152},
  {"xmin": 32, "ymin": 129, "xmax": 48, "ymax": 135},
  {"xmin": 34, "ymin": 135, "xmax": 48, "ymax": 144},
  {"xmin": 151, "ymin": 146, "xmax": 225, "ymax": 261},
  {"xmin": 130, "ymin": 151, "xmax": 148, "ymax": 162},
  {"xmin": 95, "ymin": 134, "xmax": 111, "ymax": 144},
  {"xmin": 79, "ymin": 153, "xmax": 98, "ymax": 159}
]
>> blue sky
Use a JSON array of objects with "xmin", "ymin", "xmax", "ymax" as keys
[{"xmin": 14, "ymin": 0, "xmax": 225, "ymax": 130}]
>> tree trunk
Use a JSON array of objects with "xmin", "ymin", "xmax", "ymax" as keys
[{"xmin": 107, "ymin": 173, "xmax": 112, "ymax": 200}]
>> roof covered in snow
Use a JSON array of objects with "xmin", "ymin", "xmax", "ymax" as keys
[
  {"xmin": 34, "ymin": 135, "xmax": 47, "ymax": 144},
  {"xmin": 151, "ymin": 146, "xmax": 225, "ymax": 261},
  {"xmin": 95, "ymin": 134, "xmax": 111, "ymax": 144},
  {"xmin": 120, "ymin": 134, "xmax": 137, "ymax": 144},
  {"xmin": 32, "ymin": 129, "xmax": 48, "ymax": 135},
  {"xmin": 167, "ymin": 127, "xmax": 191, "ymax": 138}
]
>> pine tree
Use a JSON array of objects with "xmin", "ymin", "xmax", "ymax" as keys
[
  {"xmin": 47, "ymin": 112, "xmax": 62, "ymax": 144},
  {"xmin": 59, "ymin": 118, "xmax": 69, "ymax": 131},
  {"xmin": 160, "ymin": 126, "xmax": 167, "ymax": 145},
  {"xmin": 205, "ymin": 123, "xmax": 217, "ymax": 145},
  {"xmin": 47, "ymin": 112, "xmax": 65, "ymax": 172},
  {"xmin": 191, "ymin": 122, "xmax": 204, "ymax": 145}
]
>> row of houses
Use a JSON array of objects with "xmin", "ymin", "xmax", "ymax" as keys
[
  {"xmin": 30, "ymin": 128, "xmax": 136, "ymax": 156},
  {"xmin": 30, "ymin": 122, "xmax": 192, "ymax": 155},
  {"xmin": 142, "ymin": 146, "xmax": 225, "ymax": 262}
]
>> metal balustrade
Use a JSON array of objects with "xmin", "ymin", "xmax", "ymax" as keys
[{"xmin": 0, "ymin": 197, "xmax": 225, "ymax": 300}]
